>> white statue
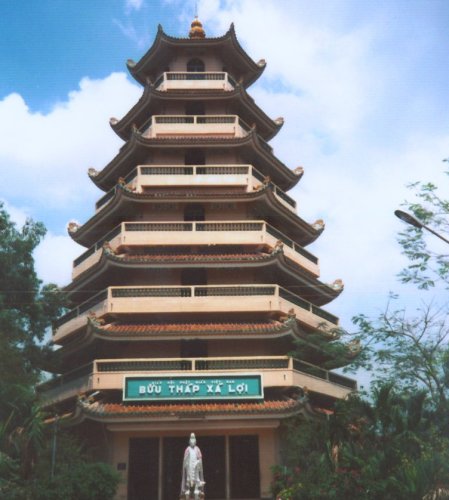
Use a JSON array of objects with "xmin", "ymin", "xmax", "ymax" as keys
[{"xmin": 181, "ymin": 433, "xmax": 205, "ymax": 500}]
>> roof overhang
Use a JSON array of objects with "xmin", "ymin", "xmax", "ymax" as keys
[
  {"xmin": 90, "ymin": 130, "xmax": 300, "ymax": 192},
  {"xmin": 111, "ymin": 85, "xmax": 282, "ymax": 142},
  {"xmin": 127, "ymin": 24, "xmax": 266, "ymax": 88},
  {"xmin": 69, "ymin": 184, "xmax": 322, "ymax": 248}
]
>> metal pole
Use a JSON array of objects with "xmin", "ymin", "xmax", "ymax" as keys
[{"xmin": 50, "ymin": 415, "xmax": 58, "ymax": 479}]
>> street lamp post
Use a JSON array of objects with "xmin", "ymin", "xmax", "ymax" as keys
[{"xmin": 394, "ymin": 209, "xmax": 449, "ymax": 245}]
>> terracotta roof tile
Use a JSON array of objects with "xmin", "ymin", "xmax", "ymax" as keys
[
  {"xmin": 83, "ymin": 399, "xmax": 300, "ymax": 417},
  {"xmin": 116, "ymin": 252, "xmax": 269, "ymax": 263},
  {"xmin": 97, "ymin": 321, "xmax": 287, "ymax": 336}
]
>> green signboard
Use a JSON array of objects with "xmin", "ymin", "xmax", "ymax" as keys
[{"xmin": 123, "ymin": 374, "xmax": 263, "ymax": 401}]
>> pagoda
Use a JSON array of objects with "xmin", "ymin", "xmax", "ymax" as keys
[{"xmin": 40, "ymin": 18, "xmax": 357, "ymax": 500}]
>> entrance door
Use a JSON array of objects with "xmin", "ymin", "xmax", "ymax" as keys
[
  {"xmin": 162, "ymin": 437, "xmax": 186, "ymax": 500},
  {"xmin": 230, "ymin": 435, "xmax": 260, "ymax": 499},
  {"xmin": 163, "ymin": 436, "xmax": 226, "ymax": 500},
  {"xmin": 128, "ymin": 438, "xmax": 159, "ymax": 500},
  {"xmin": 200, "ymin": 436, "xmax": 226, "ymax": 499}
]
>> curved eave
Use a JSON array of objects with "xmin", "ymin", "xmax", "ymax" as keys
[
  {"xmin": 66, "ymin": 249, "xmax": 341, "ymax": 306},
  {"xmin": 90, "ymin": 130, "xmax": 300, "ymax": 192},
  {"xmin": 54, "ymin": 318, "xmax": 299, "ymax": 357},
  {"xmin": 65, "ymin": 397, "xmax": 305, "ymax": 425},
  {"xmin": 128, "ymin": 24, "xmax": 265, "ymax": 88},
  {"xmin": 69, "ymin": 185, "xmax": 321, "ymax": 248},
  {"xmin": 111, "ymin": 85, "xmax": 282, "ymax": 142}
]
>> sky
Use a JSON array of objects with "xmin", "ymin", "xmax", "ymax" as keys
[{"xmin": 1, "ymin": 0, "xmax": 448, "ymax": 343}]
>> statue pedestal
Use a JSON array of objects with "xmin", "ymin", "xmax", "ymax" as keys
[{"xmin": 180, "ymin": 492, "xmax": 205, "ymax": 500}]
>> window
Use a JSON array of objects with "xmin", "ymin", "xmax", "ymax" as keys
[
  {"xmin": 187, "ymin": 58, "xmax": 205, "ymax": 72},
  {"xmin": 185, "ymin": 149, "xmax": 205, "ymax": 165},
  {"xmin": 185, "ymin": 101, "xmax": 205, "ymax": 115},
  {"xmin": 184, "ymin": 204, "xmax": 205, "ymax": 221}
]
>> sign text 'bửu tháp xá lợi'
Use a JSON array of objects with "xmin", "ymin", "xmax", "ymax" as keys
[{"xmin": 123, "ymin": 374, "xmax": 263, "ymax": 401}]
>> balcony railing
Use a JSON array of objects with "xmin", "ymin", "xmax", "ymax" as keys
[
  {"xmin": 38, "ymin": 356, "xmax": 356, "ymax": 406},
  {"xmin": 54, "ymin": 284, "xmax": 338, "ymax": 342},
  {"xmin": 141, "ymin": 115, "xmax": 251, "ymax": 139},
  {"xmin": 71, "ymin": 220, "xmax": 319, "ymax": 280},
  {"xmin": 154, "ymin": 71, "xmax": 236, "ymax": 91},
  {"xmin": 94, "ymin": 164, "xmax": 296, "ymax": 213}
]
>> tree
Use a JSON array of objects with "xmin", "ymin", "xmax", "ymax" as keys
[
  {"xmin": 353, "ymin": 301, "xmax": 449, "ymax": 416},
  {"xmin": 397, "ymin": 160, "xmax": 449, "ymax": 289},
  {"xmin": 0, "ymin": 203, "xmax": 119, "ymax": 499},
  {"xmin": 0, "ymin": 202, "xmax": 64, "ymax": 416},
  {"xmin": 273, "ymin": 385, "xmax": 449, "ymax": 500},
  {"xmin": 274, "ymin": 163, "xmax": 449, "ymax": 499}
]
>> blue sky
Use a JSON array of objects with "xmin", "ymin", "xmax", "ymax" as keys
[{"xmin": 1, "ymin": 0, "xmax": 448, "ymax": 347}]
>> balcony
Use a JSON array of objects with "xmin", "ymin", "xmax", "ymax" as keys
[
  {"xmin": 38, "ymin": 356, "xmax": 356, "ymax": 406},
  {"xmin": 54, "ymin": 284, "xmax": 338, "ymax": 342},
  {"xmin": 141, "ymin": 115, "xmax": 251, "ymax": 139},
  {"xmin": 154, "ymin": 72, "xmax": 236, "ymax": 92},
  {"xmin": 72, "ymin": 220, "xmax": 319, "ymax": 280},
  {"xmin": 94, "ymin": 164, "xmax": 297, "ymax": 213}
]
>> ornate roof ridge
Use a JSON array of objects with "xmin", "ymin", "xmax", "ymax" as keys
[
  {"xmin": 68, "ymin": 248, "xmax": 340, "ymax": 306},
  {"xmin": 90, "ymin": 318, "xmax": 290, "ymax": 336},
  {"xmin": 68, "ymin": 184, "xmax": 321, "ymax": 248},
  {"xmin": 110, "ymin": 84, "xmax": 282, "ymax": 142},
  {"xmin": 77, "ymin": 397, "xmax": 303, "ymax": 419},
  {"xmin": 127, "ymin": 23, "xmax": 265, "ymax": 87},
  {"xmin": 90, "ymin": 129, "xmax": 299, "ymax": 191}
]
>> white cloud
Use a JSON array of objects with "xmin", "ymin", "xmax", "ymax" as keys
[
  {"xmin": 0, "ymin": 72, "xmax": 142, "ymax": 287},
  {"xmin": 0, "ymin": 72, "xmax": 141, "ymax": 210},
  {"xmin": 125, "ymin": 0, "xmax": 144, "ymax": 12},
  {"xmin": 3, "ymin": 0, "xmax": 449, "ymax": 328},
  {"xmin": 0, "ymin": 199, "xmax": 30, "ymax": 227},
  {"xmin": 34, "ymin": 233, "xmax": 83, "ymax": 286},
  {"xmin": 178, "ymin": 0, "xmax": 449, "ymax": 324}
]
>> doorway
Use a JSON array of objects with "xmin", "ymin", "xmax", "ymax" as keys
[
  {"xmin": 128, "ymin": 438, "xmax": 159, "ymax": 500},
  {"xmin": 230, "ymin": 435, "xmax": 260, "ymax": 498},
  {"xmin": 128, "ymin": 434, "xmax": 260, "ymax": 499},
  {"xmin": 184, "ymin": 204, "xmax": 205, "ymax": 222}
]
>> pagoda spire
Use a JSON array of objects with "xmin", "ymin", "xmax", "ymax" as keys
[{"xmin": 189, "ymin": 15, "xmax": 206, "ymax": 39}]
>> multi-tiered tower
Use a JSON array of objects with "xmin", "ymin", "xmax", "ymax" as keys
[{"xmin": 41, "ymin": 19, "xmax": 356, "ymax": 500}]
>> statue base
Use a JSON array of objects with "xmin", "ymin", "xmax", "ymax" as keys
[{"xmin": 180, "ymin": 490, "xmax": 205, "ymax": 500}]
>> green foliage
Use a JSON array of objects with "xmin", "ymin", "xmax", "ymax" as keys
[
  {"xmin": 274, "ymin": 162, "xmax": 449, "ymax": 499},
  {"xmin": 0, "ymin": 203, "xmax": 65, "ymax": 417},
  {"xmin": 290, "ymin": 330, "xmax": 361, "ymax": 371},
  {"xmin": 273, "ymin": 386, "xmax": 449, "ymax": 500},
  {"xmin": 0, "ymin": 204, "xmax": 118, "ymax": 499},
  {"xmin": 397, "ymin": 165, "xmax": 449, "ymax": 289},
  {"xmin": 29, "ymin": 433, "xmax": 120, "ymax": 500},
  {"xmin": 353, "ymin": 300, "xmax": 449, "ymax": 413}
]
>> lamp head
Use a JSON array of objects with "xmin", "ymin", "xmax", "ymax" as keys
[{"xmin": 394, "ymin": 210, "xmax": 423, "ymax": 229}]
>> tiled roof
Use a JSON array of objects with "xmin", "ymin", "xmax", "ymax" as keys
[
  {"xmin": 93, "ymin": 320, "xmax": 290, "ymax": 337},
  {"xmin": 112, "ymin": 85, "xmax": 281, "ymax": 142},
  {"xmin": 70, "ymin": 185, "xmax": 318, "ymax": 248},
  {"xmin": 114, "ymin": 252, "xmax": 269, "ymax": 263},
  {"xmin": 81, "ymin": 399, "xmax": 301, "ymax": 418}
]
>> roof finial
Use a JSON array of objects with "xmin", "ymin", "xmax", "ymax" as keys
[{"xmin": 189, "ymin": 3, "xmax": 206, "ymax": 39}]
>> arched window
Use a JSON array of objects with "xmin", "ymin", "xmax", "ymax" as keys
[{"xmin": 187, "ymin": 58, "xmax": 205, "ymax": 72}]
